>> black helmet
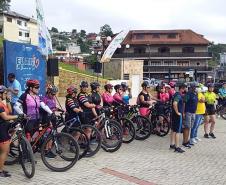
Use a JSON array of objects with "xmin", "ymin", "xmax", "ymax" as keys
[
  {"xmin": 80, "ymin": 81, "xmax": 89, "ymax": 88},
  {"xmin": 141, "ymin": 81, "xmax": 150, "ymax": 88},
  {"xmin": 90, "ymin": 82, "xmax": 100, "ymax": 90},
  {"xmin": 121, "ymin": 82, "xmax": 128, "ymax": 89},
  {"xmin": 47, "ymin": 84, "xmax": 58, "ymax": 94},
  {"xmin": 114, "ymin": 84, "xmax": 122, "ymax": 91},
  {"xmin": 104, "ymin": 84, "xmax": 113, "ymax": 91},
  {"xmin": 207, "ymin": 83, "xmax": 214, "ymax": 88}
]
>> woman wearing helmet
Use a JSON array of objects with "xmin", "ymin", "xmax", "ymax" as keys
[
  {"xmin": 90, "ymin": 82, "xmax": 101, "ymax": 107},
  {"xmin": 138, "ymin": 81, "xmax": 158, "ymax": 116},
  {"xmin": 113, "ymin": 84, "xmax": 124, "ymax": 105},
  {"xmin": 168, "ymin": 82, "xmax": 176, "ymax": 99},
  {"xmin": 65, "ymin": 85, "xmax": 82, "ymax": 121},
  {"xmin": 203, "ymin": 83, "xmax": 217, "ymax": 138},
  {"xmin": 77, "ymin": 81, "xmax": 97, "ymax": 124},
  {"xmin": 0, "ymin": 85, "xmax": 21, "ymax": 177},
  {"xmin": 14, "ymin": 80, "xmax": 53, "ymax": 141},
  {"xmin": 121, "ymin": 82, "xmax": 132, "ymax": 105},
  {"xmin": 102, "ymin": 84, "xmax": 114, "ymax": 106}
]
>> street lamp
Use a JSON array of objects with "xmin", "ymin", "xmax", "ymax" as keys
[
  {"xmin": 91, "ymin": 50, "xmax": 102, "ymax": 82},
  {"xmin": 95, "ymin": 35, "xmax": 112, "ymax": 78}
]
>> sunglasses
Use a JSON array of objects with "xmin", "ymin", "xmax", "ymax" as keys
[{"xmin": 33, "ymin": 86, "xmax": 40, "ymax": 89}]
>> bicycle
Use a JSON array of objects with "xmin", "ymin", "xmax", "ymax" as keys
[
  {"xmin": 59, "ymin": 111, "xmax": 102, "ymax": 158},
  {"xmin": 6, "ymin": 118, "xmax": 35, "ymax": 178},
  {"xmin": 124, "ymin": 104, "xmax": 152, "ymax": 140},
  {"xmin": 94, "ymin": 107, "xmax": 123, "ymax": 153},
  {"xmin": 7, "ymin": 115, "xmax": 80, "ymax": 172},
  {"xmin": 147, "ymin": 103, "xmax": 170, "ymax": 137},
  {"xmin": 216, "ymin": 99, "xmax": 226, "ymax": 120}
]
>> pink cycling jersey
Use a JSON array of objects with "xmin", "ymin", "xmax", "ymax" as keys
[
  {"xmin": 113, "ymin": 93, "xmax": 123, "ymax": 104},
  {"xmin": 102, "ymin": 92, "xmax": 114, "ymax": 106},
  {"xmin": 159, "ymin": 92, "xmax": 170, "ymax": 103}
]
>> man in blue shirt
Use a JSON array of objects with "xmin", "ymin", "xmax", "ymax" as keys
[
  {"xmin": 183, "ymin": 82, "xmax": 198, "ymax": 147},
  {"xmin": 218, "ymin": 82, "xmax": 226, "ymax": 105},
  {"xmin": 7, "ymin": 73, "xmax": 22, "ymax": 112},
  {"xmin": 170, "ymin": 83, "xmax": 187, "ymax": 153}
]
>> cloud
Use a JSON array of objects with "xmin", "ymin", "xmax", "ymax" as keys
[{"xmin": 10, "ymin": 0, "xmax": 226, "ymax": 43}]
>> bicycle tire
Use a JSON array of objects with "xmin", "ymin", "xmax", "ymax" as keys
[
  {"xmin": 81, "ymin": 125, "xmax": 102, "ymax": 157},
  {"xmin": 120, "ymin": 117, "xmax": 136, "ymax": 143},
  {"xmin": 61, "ymin": 126, "xmax": 89, "ymax": 160},
  {"xmin": 155, "ymin": 115, "xmax": 170, "ymax": 137},
  {"xmin": 19, "ymin": 136, "xmax": 36, "ymax": 178},
  {"xmin": 132, "ymin": 115, "xmax": 152, "ymax": 140},
  {"xmin": 100, "ymin": 119, "xmax": 123, "ymax": 153},
  {"xmin": 41, "ymin": 132, "xmax": 79, "ymax": 172}
]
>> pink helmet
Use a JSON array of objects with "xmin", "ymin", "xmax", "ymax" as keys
[{"xmin": 169, "ymin": 81, "xmax": 175, "ymax": 88}]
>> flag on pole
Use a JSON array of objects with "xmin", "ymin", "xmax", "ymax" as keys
[
  {"xmin": 100, "ymin": 30, "xmax": 129, "ymax": 63},
  {"xmin": 36, "ymin": 0, "xmax": 52, "ymax": 56}
]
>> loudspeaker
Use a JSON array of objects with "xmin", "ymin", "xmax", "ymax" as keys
[
  {"xmin": 47, "ymin": 58, "xmax": 59, "ymax": 76},
  {"xmin": 94, "ymin": 62, "xmax": 102, "ymax": 73}
]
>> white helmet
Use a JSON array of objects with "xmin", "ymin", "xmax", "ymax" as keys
[{"xmin": 201, "ymin": 86, "xmax": 208, "ymax": 93}]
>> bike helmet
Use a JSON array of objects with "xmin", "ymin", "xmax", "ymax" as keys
[
  {"xmin": 67, "ymin": 85, "xmax": 78, "ymax": 95},
  {"xmin": 26, "ymin": 79, "xmax": 40, "ymax": 87},
  {"xmin": 90, "ymin": 82, "xmax": 100, "ymax": 90},
  {"xmin": 141, "ymin": 81, "xmax": 150, "ymax": 88},
  {"xmin": 121, "ymin": 82, "xmax": 128, "ymax": 89},
  {"xmin": 114, "ymin": 84, "xmax": 122, "ymax": 91},
  {"xmin": 0, "ymin": 85, "xmax": 7, "ymax": 93},
  {"xmin": 169, "ymin": 81, "xmax": 175, "ymax": 88},
  {"xmin": 104, "ymin": 84, "xmax": 113, "ymax": 90},
  {"xmin": 80, "ymin": 81, "xmax": 89, "ymax": 88},
  {"xmin": 47, "ymin": 84, "xmax": 58, "ymax": 94},
  {"xmin": 207, "ymin": 83, "xmax": 214, "ymax": 88},
  {"xmin": 164, "ymin": 84, "xmax": 171, "ymax": 89}
]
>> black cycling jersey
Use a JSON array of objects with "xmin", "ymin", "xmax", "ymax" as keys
[
  {"xmin": 138, "ymin": 91, "xmax": 150, "ymax": 108},
  {"xmin": 90, "ymin": 92, "xmax": 101, "ymax": 106},
  {"xmin": 77, "ymin": 92, "xmax": 93, "ymax": 112},
  {"xmin": 65, "ymin": 95, "xmax": 80, "ymax": 119}
]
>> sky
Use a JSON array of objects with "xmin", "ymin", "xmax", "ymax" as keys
[{"xmin": 11, "ymin": 0, "xmax": 226, "ymax": 43}]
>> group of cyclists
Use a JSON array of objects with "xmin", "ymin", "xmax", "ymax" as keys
[{"xmin": 0, "ymin": 72, "xmax": 226, "ymax": 177}]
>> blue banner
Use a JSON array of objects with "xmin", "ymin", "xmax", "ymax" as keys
[{"xmin": 3, "ymin": 40, "xmax": 46, "ymax": 96}]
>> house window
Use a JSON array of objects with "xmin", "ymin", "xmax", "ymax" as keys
[
  {"xmin": 134, "ymin": 47, "xmax": 146, "ymax": 54},
  {"xmin": 25, "ymin": 32, "xmax": 30, "ymax": 37},
  {"xmin": 158, "ymin": 47, "xmax": 170, "ymax": 53},
  {"xmin": 135, "ymin": 34, "xmax": 144, "ymax": 40},
  {"xmin": 17, "ymin": 20, "xmax": 22, "ymax": 25},
  {"xmin": 19, "ymin": 31, "xmax": 22, "ymax": 36},
  {"xmin": 182, "ymin": 47, "xmax": 194, "ymax": 53},
  {"xmin": 0, "ymin": 27, "xmax": 2, "ymax": 33},
  {"xmin": 24, "ymin": 22, "xmax": 27, "ymax": 27},
  {"xmin": 168, "ymin": 33, "xmax": 177, "ymax": 39},
  {"xmin": 164, "ymin": 61, "xmax": 174, "ymax": 66},
  {"xmin": 177, "ymin": 61, "xmax": 189, "ymax": 66},
  {"xmin": 152, "ymin": 34, "xmax": 160, "ymax": 38},
  {"xmin": 123, "ymin": 74, "xmax": 129, "ymax": 80},
  {"xmin": 150, "ymin": 61, "xmax": 161, "ymax": 66},
  {"xmin": 7, "ymin": 17, "xmax": 12, "ymax": 22}
]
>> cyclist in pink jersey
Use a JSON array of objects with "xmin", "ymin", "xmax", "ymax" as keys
[
  {"xmin": 102, "ymin": 84, "xmax": 114, "ymax": 106},
  {"xmin": 113, "ymin": 84, "xmax": 124, "ymax": 105},
  {"xmin": 14, "ymin": 80, "xmax": 53, "ymax": 140}
]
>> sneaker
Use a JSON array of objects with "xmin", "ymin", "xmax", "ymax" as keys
[
  {"xmin": 190, "ymin": 138, "xmax": 197, "ymax": 145},
  {"xmin": 182, "ymin": 143, "xmax": 191, "ymax": 148},
  {"xmin": 209, "ymin": 133, "xmax": 216, "ymax": 139},
  {"xmin": 45, "ymin": 151, "xmax": 56, "ymax": 158},
  {"xmin": 0, "ymin": 171, "xmax": 11, "ymax": 177},
  {"xmin": 195, "ymin": 137, "xmax": 201, "ymax": 141},
  {"xmin": 204, "ymin": 134, "xmax": 209, "ymax": 138},
  {"xmin": 169, "ymin": 144, "xmax": 176, "ymax": 150},
  {"xmin": 174, "ymin": 147, "xmax": 185, "ymax": 153}
]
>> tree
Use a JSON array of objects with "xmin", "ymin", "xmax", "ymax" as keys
[
  {"xmin": 56, "ymin": 45, "xmax": 66, "ymax": 51},
  {"xmin": 72, "ymin": 29, "xmax": 77, "ymax": 35},
  {"xmin": 99, "ymin": 24, "xmax": 113, "ymax": 37},
  {"xmin": 51, "ymin": 27, "xmax": 58, "ymax": 33},
  {"xmin": 208, "ymin": 43, "xmax": 226, "ymax": 61},
  {"xmin": 0, "ymin": 0, "xmax": 10, "ymax": 12},
  {"xmin": 79, "ymin": 29, "xmax": 86, "ymax": 39}
]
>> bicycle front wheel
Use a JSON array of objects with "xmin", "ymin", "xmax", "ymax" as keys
[
  {"xmin": 120, "ymin": 118, "xmax": 136, "ymax": 143},
  {"xmin": 41, "ymin": 132, "xmax": 79, "ymax": 172},
  {"xmin": 19, "ymin": 136, "xmax": 36, "ymax": 179}
]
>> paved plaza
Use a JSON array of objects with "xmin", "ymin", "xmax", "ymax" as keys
[{"xmin": 1, "ymin": 117, "xmax": 226, "ymax": 185}]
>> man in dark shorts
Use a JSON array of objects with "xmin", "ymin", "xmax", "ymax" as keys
[{"xmin": 170, "ymin": 84, "xmax": 187, "ymax": 153}]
